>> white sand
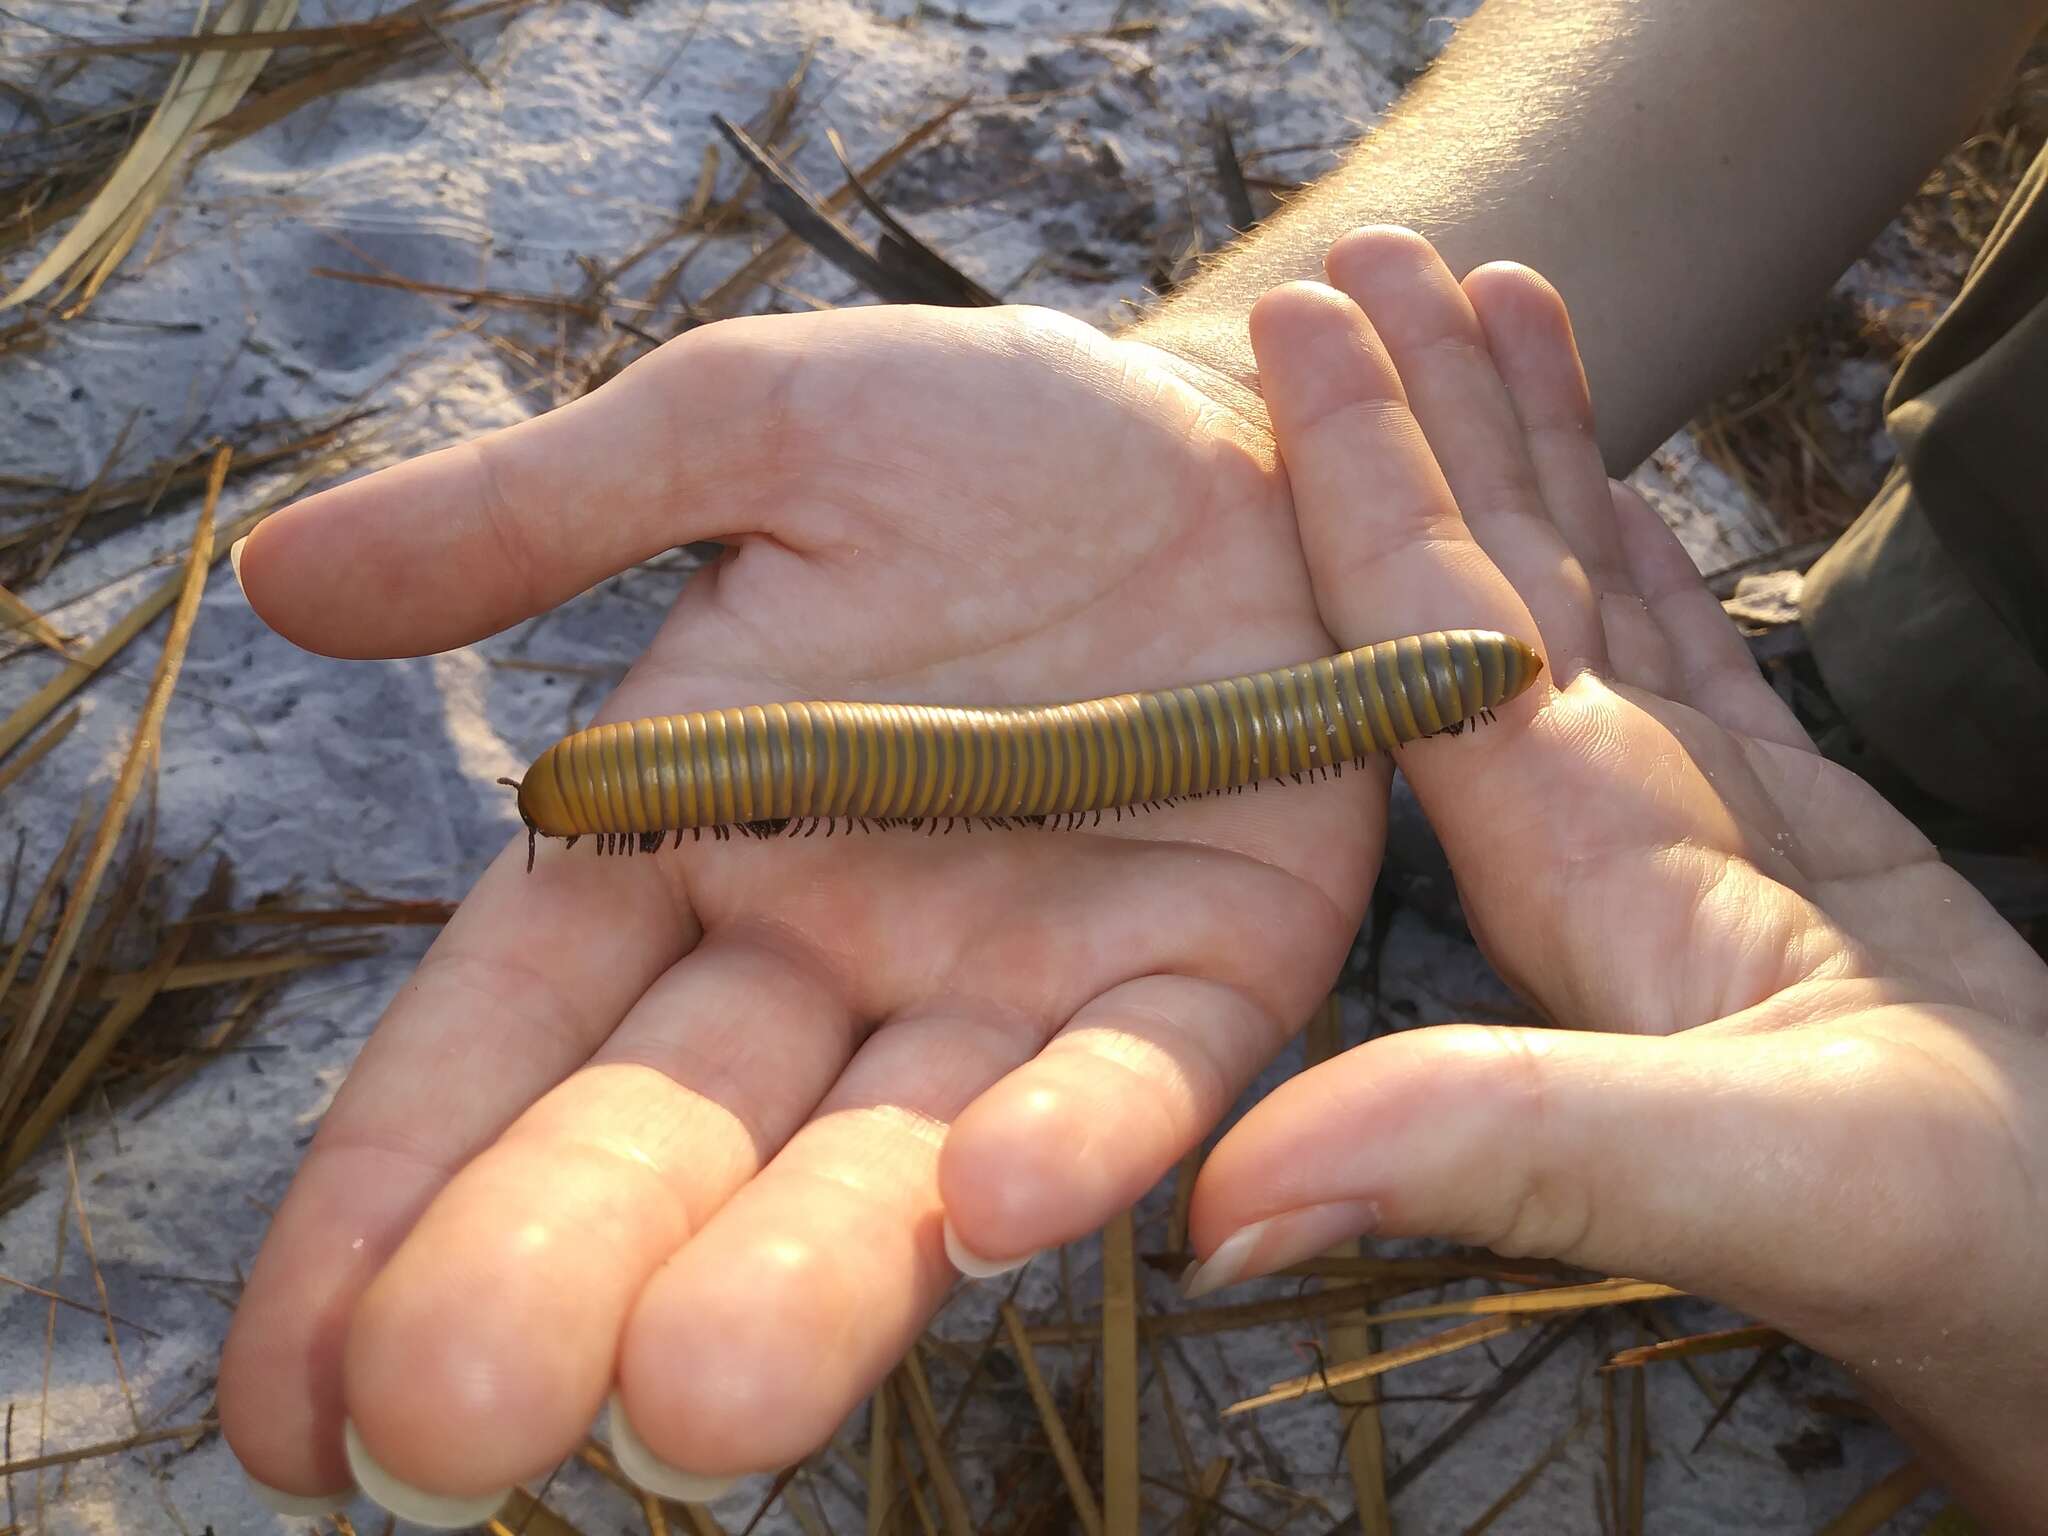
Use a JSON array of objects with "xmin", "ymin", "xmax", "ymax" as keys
[{"xmin": 0, "ymin": 1, "xmax": 1941, "ymax": 1530}]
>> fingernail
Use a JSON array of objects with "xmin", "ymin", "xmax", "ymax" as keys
[
  {"xmin": 1180, "ymin": 1200, "xmax": 1382, "ymax": 1299},
  {"xmin": 943, "ymin": 1216, "xmax": 1035, "ymax": 1280},
  {"xmin": 343, "ymin": 1419, "xmax": 509, "ymax": 1530},
  {"xmin": 245, "ymin": 1473, "xmax": 352, "ymax": 1518},
  {"xmin": 229, "ymin": 536, "xmax": 248, "ymax": 586},
  {"xmin": 607, "ymin": 1396, "xmax": 738, "ymax": 1505}
]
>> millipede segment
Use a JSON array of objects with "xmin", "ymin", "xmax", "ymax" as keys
[{"xmin": 510, "ymin": 629, "xmax": 1541, "ymax": 864}]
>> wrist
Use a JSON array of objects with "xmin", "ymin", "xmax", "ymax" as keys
[{"xmin": 1118, "ymin": 311, "xmax": 1270, "ymax": 430}]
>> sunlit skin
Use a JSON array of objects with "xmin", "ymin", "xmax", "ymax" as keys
[
  {"xmin": 221, "ymin": 289, "xmax": 1396, "ymax": 1502},
  {"xmin": 220, "ymin": 229, "xmax": 2048, "ymax": 1528},
  {"xmin": 1192, "ymin": 237, "xmax": 2048, "ymax": 1529}
]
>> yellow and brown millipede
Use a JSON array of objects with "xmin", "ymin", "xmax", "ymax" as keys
[{"xmin": 505, "ymin": 629, "xmax": 1542, "ymax": 867}]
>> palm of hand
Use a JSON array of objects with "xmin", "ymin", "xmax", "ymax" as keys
[
  {"xmin": 221, "ymin": 304, "xmax": 1389, "ymax": 1502},
  {"xmin": 1183, "ymin": 228, "xmax": 2048, "ymax": 1521}
]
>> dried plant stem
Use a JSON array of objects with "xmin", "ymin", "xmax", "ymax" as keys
[
  {"xmin": 0, "ymin": 461, "xmax": 216, "ymax": 1148},
  {"xmin": 0, "ymin": 709, "xmax": 81, "ymax": 797},
  {"xmin": 1603, "ymin": 1323, "xmax": 1785, "ymax": 1371},
  {"xmin": 864, "ymin": 1385, "xmax": 893, "ymax": 1536},
  {"xmin": 0, "ymin": 1418, "xmax": 212, "ymax": 1477},
  {"xmin": 0, "ymin": 491, "xmax": 259, "ymax": 766},
  {"xmin": 1305, "ymin": 997, "xmax": 1390, "ymax": 1536},
  {"xmin": 4, "ymin": 927, "xmax": 191, "ymax": 1173},
  {"xmin": 70, "ymin": 949, "xmax": 368, "ymax": 1009},
  {"xmin": 1815, "ymin": 1460, "xmax": 1934, "ymax": 1536},
  {"xmin": 1000, "ymin": 1301, "xmax": 1103, "ymax": 1536},
  {"xmin": 1227, "ymin": 1317, "xmax": 1523, "ymax": 1417},
  {"xmin": 1101, "ymin": 1208, "xmax": 1139, "ymax": 1534},
  {"xmin": 1459, "ymin": 1408, "xmax": 1588, "ymax": 1536},
  {"xmin": 894, "ymin": 1355, "xmax": 971, "ymax": 1536},
  {"xmin": 0, "ymin": 585, "xmax": 77, "ymax": 658},
  {"xmin": 1367, "ymin": 1278, "xmax": 1679, "ymax": 1327}
]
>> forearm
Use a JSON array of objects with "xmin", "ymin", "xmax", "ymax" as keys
[{"xmin": 1132, "ymin": 0, "xmax": 2045, "ymax": 471}]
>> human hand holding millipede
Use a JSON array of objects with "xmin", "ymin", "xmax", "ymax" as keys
[
  {"xmin": 220, "ymin": 277, "xmax": 1417, "ymax": 1519},
  {"xmin": 1183, "ymin": 231, "xmax": 2048, "ymax": 1527},
  {"xmin": 221, "ymin": 227, "xmax": 2048, "ymax": 1528}
]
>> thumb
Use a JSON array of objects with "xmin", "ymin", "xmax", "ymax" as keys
[
  {"xmin": 236, "ymin": 313, "xmax": 812, "ymax": 661},
  {"xmin": 1184, "ymin": 1020, "xmax": 1972, "ymax": 1343}
]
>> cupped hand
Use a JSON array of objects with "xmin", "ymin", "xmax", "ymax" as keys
[
  {"xmin": 1186, "ymin": 229, "xmax": 2048, "ymax": 1525},
  {"xmin": 217, "ymin": 300, "xmax": 1534, "ymax": 1517}
]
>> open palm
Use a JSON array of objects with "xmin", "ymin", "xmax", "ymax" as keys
[
  {"xmin": 1186, "ymin": 230, "xmax": 2048, "ymax": 1523},
  {"xmin": 216, "ymin": 300, "xmax": 1497, "ymax": 1517}
]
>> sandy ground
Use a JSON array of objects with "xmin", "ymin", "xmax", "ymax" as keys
[{"xmin": 0, "ymin": 1, "xmax": 1954, "ymax": 1531}]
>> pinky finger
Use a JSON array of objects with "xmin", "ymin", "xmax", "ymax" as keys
[{"xmin": 1610, "ymin": 481, "xmax": 1814, "ymax": 752}]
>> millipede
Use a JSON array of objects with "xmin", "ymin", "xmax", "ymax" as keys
[{"xmin": 505, "ymin": 628, "xmax": 1542, "ymax": 868}]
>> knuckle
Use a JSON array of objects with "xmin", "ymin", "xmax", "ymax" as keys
[{"xmin": 1459, "ymin": 1026, "xmax": 1598, "ymax": 1262}]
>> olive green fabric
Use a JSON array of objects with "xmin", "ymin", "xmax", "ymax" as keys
[{"xmin": 1803, "ymin": 144, "xmax": 2048, "ymax": 830}]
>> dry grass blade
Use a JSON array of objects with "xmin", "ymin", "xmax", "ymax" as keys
[
  {"xmin": 1813, "ymin": 1459, "xmax": 1933, "ymax": 1536},
  {"xmin": 0, "ymin": 586, "xmax": 78, "ymax": 659},
  {"xmin": 179, "ymin": 899, "xmax": 456, "ymax": 928},
  {"xmin": 1365, "ymin": 1277, "xmax": 1679, "ymax": 1326},
  {"xmin": 0, "ymin": 493, "xmax": 272, "ymax": 766},
  {"xmin": 1376, "ymin": 1319, "xmax": 1581, "ymax": 1511},
  {"xmin": 1688, "ymin": 1336, "xmax": 1784, "ymax": 1454},
  {"xmin": 1208, "ymin": 111, "xmax": 1257, "ymax": 232},
  {"xmin": 1918, "ymin": 1504, "xmax": 1986, "ymax": 1536},
  {"xmin": 60, "ymin": 948, "xmax": 369, "ymax": 1009},
  {"xmin": 679, "ymin": 99, "xmax": 965, "ymax": 334},
  {"xmin": 1101, "ymin": 1208, "xmax": 1139, "ymax": 1534},
  {"xmin": 0, "ymin": 806, "xmax": 92, "ymax": 1151},
  {"xmin": 1624, "ymin": 1365, "xmax": 1647, "ymax": 1536},
  {"xmin": 999, "ymin": 1301, "xmax": 1103, "ymax": 1536},
  {"xmin": 864, "ymin": 1386, "xmax": 893, "ymax": 1536},
  {"xmin": 1304, "ymin": 998, "xmax": 1389, "ymax": 1536},
  {"xmin": 822, "ymin": 127, "xmax": 999, "ymax": 307},
  {"xmin": 1224, "ymin": 1317, "xmax": 1521, "ymax": 1417},
  {"xmin": 894, "ymin": 1355, "xmax": 972, "ymax": 1536},
  {"xmin": 0, "ymin": 801, "xmax": 90, "ymax": 1001},
  {"xmin": 493, "ymin": 1487, "xmax": 588, "ymax": 1536},
  {"xmin": 0, "ymin": 1418, "xmax": 212, "ymax": 1477},
  {"xmin": 0, "ymin": 1266, "xmax": 157, "ymax": 1333},
  {"xmin": 1458, "ymin": 1407, "xmax": 1588, "ymax": 1536},
  {"xmin": 3, "ymin": 924, "xmax": 189, "ymax": 1174},
  {"xmin": 1176, "ymin": 1458, "xmax": 1230, "ymax": 1536},
  {"xmin": 63, "ymin": 1136, "xmax": 139, "ymax": 1431},
  {"xmin": 2, "ymin": 0, "xmax": 301, "ymax": 314},
  {"xmin": 0, "ymin": 708, "xmax": 80, "ymax": 798},
  {"xmin": 710, "ymin": 114, "xmax": 995, "ymax": 310},
  {"xmin": 34, "ymin": 411, "xmax": 140, "ymax": 582},
  {"xmin": 1602, "ymin": 1323, "xmax": 1786, "ymax": 1371},
  {"xmin": 34, "ymin": 0, "xmax": 521, "ymax": 58},
  {"xmin": 0, "ymin": 451, "xmax": 216, "ymax": 1145}
]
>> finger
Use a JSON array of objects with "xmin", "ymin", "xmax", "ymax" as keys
[
  {"xmin": 1608, "ymin": 479, "xmax": 1815, "ymax": 751},
  {"xmin": 337, "ymin": 931, "xmax": 858, "ymax": 1500},
  {"xmin": 1584, "ymin": 485, "xmax": 1681, "ymax": 695},
  {"xmin": 1185, "ymin": 1015, "xmax": 2027, "ymax": 1354},
  {"xmin": 612, "ymin": 1002, "xmax": 1043, "ymax": 1483},
  {"xmin": 237, "ymin": 312, "xmax": 825, "ymax": 659},
  {"xmin": 219, "ymin": 840, "xmax": 694, "ymax": 1499},
  {"xmin": 1244, "ymin": 281, "xmax": 1537, "ymax": 654},
  {"xmin": 938, "ymin": 962, "xmax": 1344, "ymax": 1272},
  {"xmin": 1323, "ymin": 227, "xmax": 1607, "ymax": 680},
  {"xmin": 1461, "ymin": 264, "xmax": 1632, "ymax": 631}
]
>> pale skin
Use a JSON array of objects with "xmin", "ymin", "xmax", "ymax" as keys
[
  {"xmin": 219, "ymin": 0, "xmax": 2048, "ymax": 1526},
  {"xmin": 224, "ymin": 231, "xmax": 2048, "ymax": 1527}
]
